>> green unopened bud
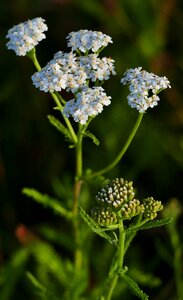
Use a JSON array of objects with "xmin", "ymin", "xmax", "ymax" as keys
[
  {"xmin": 121, "ymin": 199, "xmax": 144, "ymax": 220},
  {"xmin": 91, "ymin": 207, "xmax": 118, "ymax": 226},
  {"xmin": 143, "ymin": 197, "xmax": 163, "ymax": 220},
  {"xmin": 95, "ymin": 178, "xmax": 135, "ymax": 210}
]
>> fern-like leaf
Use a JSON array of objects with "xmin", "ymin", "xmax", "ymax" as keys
[
  {"xmin": 0, "ymin": 248, "xmax": 30, "ymax": 300},
  {"xmin": 127, "ymin": 217, "xmax": 173, "ymax": 232},
  {"xmin": 47, "ymin": 115, "xmax": 72, "ymax": 142},
  {"xmin": 26, "ymin": 272, "xmax": 57, "ymax": 300},
  {"xmin": 22, "ymin": 188, "xmax": 73, "ymax": 219},
  {"xmin": 83, "ymin": 130, "xmax": 100, "ymax": 145},
  {"xmin": 32, "ymin": 242, "xmax": 71, "ymax": 286},
  {"xmin": 79, "ymin": 206, "xmax": 115, "ymax": 245},
  {"xmin": 120, "ymin": 273, "xmax": 149, "ymax": 300}
]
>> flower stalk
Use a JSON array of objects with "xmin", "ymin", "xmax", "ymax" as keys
[{"xmin": 88, "ymin": 113, "xmax": 144, "ymax": 179}]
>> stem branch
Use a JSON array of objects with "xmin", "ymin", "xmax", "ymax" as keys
[{"xmin": 87, "ymin": 113, "xmax": 144, "ymax": 179}]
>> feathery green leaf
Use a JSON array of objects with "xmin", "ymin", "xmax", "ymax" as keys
[
  {"xmin": 83, "ymin": 130, "xmax": 100, "ymax": 145},
  {"xmin": 0, "ymin": 248, "xmax": 30, "ymax": 300},
  {"xmin": 32, "ymin": 242, "xmax": 71, "ymax": 286},
  {"xmin": 127, "ymin": 217, "xmax": 173, "ymax": 232},
  {"xmin": 47, "ymin": 115, "xmax": 72, "ymax": 142},
  {"xmin": 22, "ymin": 188, "xmax": 73, "ymax": 219},
  {"xmin": 79, "ymin": 206, "xmax": 115, "ymax": 245},
  {"xmin": 120, "ymin": 273, "xmax": 149, "ymax": 300},
  {"xmin": 26, "ymin": 272, "xmax": 57, "ymax": 300}
]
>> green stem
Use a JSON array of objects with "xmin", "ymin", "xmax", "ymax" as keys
[
  {"xmin": 27, "ymin": 48, "xmax": 42, "ymax": 71},
  {"xmin": 118, "ymin": 220, "xmax": 125, "ymax": 269},
  {"xmin": 73, "ymin": 124, "xmax": 84, "ymax": 271},
  {"xmin": 27, "ymin": 48, "xmax": 78, "ymax": 144},
  {"xmin": 105, "ymin": 220, "xmax": 125, "ymax": 300},
  {"xmin": 106, "ymin": 275, "xmax": 118, "ymax": 300},
  {"xmin": 87, "ymin": 113, "xmax": 144, "ymax": 179},
  {"xmin": 73, "ymin": 124, "xmax": 83, "ymax": 215}
]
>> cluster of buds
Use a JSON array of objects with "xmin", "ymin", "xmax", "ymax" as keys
[
  {"xmin": 96, "ymin": 178, "xmax": 135, "ymax": 210},
  {"xmin": 143, "ymin": 197, "xmax": 163, "ymax": 220},
  {"xmin": 121, "ymin": 199, "xmax": 144, "ymax": 220},
  {"xmin": 91, "ymin": 207, "xmax": 118, "ymax": 226},
  {"xmin": 92, "ymin": 178, "xmax": 163, "ymax": 226}
]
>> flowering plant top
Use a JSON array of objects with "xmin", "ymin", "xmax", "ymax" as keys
[{"xmin": 6, "ymin": 18, "xmax": 171, "ymax": 124}]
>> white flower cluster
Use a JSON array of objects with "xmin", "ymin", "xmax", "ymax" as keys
[
  {"xmin": 121, "ymin": 67, "xmax": 171, "ymax": 112},
  {"xmin": 66, "ymin": 30, "xmax": 113, "ymax": 53},
  {"xmin": 6, "ymin": 20, "xmax": 114, "ymax": 124},
  {"xmin": 79, "ymin": 54, "xmax": 116, "ymax": 81},
  {"xmin": 31, "ymin": 51, "xmax": 87, "ymax": 93},
  {"xmin": 6, "ymin": 17, "xmax": 48, "ymax": 56},
  {"xmin": 31, "ymin": 51, "xmax": 116, "ymax": 93},
  {"xmin": 63, "ymin": 87, "xmax": 111, "ymax": 124}
]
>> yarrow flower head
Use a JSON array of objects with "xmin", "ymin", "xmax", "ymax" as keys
[
  {"xmin": 95, "ymin": 178, "xmax": 135, "ymax": 210},
  {"xmin": 63, "ymin": 87, "xmax": 111, "ymax": 125},
  {"xmin": 31, "ymin": 51, "xmax": 87, "ymax": 93},
  {"xmin": 121, "ymin": 67, "xmax": 171, "ymax": 113},
  {"xmin": 31, "ymin": 51, "xmax": 116, "ymax": 93},
  {"xmin": 6, "ymin": 17, "xmax": 48, "ymax": 56},
  {"xmin": 66, "ymin": 29, "xmax": 113, "ymax": 53},
  {"xmin": 78, "ymin": 54, "xmax": 116, "ymax": 81}
]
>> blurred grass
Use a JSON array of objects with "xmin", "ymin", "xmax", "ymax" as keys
[{"xmin": 1, "ymin": 0, "xmax": 183, "ymax": 299}]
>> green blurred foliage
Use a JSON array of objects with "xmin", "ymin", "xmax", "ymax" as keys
[{"xmin": 1, "ymin": 0, "xmax": 183, "ymax": 299}]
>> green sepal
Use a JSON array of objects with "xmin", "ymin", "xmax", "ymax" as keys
[
  {"xmin": 22, "ymin": 188, "xmax": 73, "ymax": 219},
  {"xmin": 83, "ymin": 130, "xmax": 100, "ymax": 145},
  {"xmin": 79, "ymin": 206, "xmax": 116, "ymax": 245},
  {"xmin": 120, "ymin": 272, "xmax": 149, "ymax": 300}
]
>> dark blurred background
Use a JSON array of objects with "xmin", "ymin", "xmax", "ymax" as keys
[{"xmin": 1, "ymin": 0, "xmax": 183, "ymax": 299}]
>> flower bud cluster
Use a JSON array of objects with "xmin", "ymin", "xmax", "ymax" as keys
[
  {"xmin": 121, "ymin": 199, "xmax": 144, "ymax": 220},
  {"xmin": 92, "ymin": 178, "xmax": 163, "ymax": 225},
  {"xmin": 143, "ymin": 197, "xmax": 163, "ymax": 220},
  {"xmin": 96, "ymin": 178, "xmax": 135, "ymax": 210},
  {"xmin": 91, "ymin": 207, "xmax": 118, "ymax": 226}
]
